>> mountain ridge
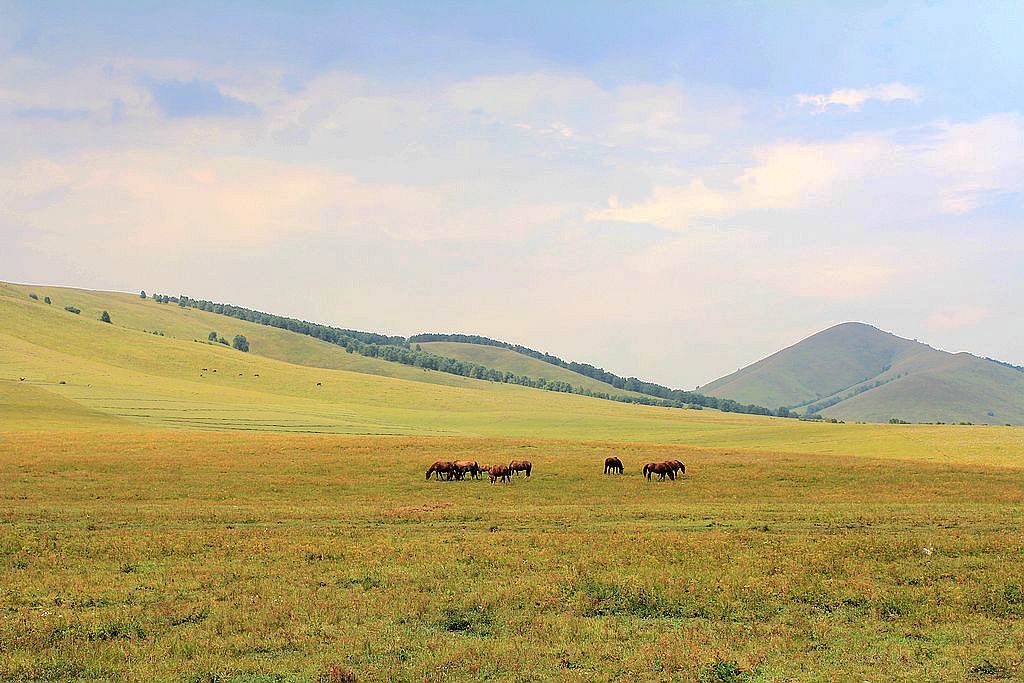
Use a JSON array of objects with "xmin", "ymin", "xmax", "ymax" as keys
[{"xmin": 701, "ymin": 322, "xmax": 1024, "ymax": 424}]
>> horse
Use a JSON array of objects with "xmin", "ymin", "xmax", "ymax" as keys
[
  {"xmin": 489, "ymin": 464, "xmax": 511, "ymax": 483},
  {"xmin": 453, "ymin": 460, "xmax": 481, "ymax": 480},
  {"xmin": 604, "ymin": 456, "xmax": 624, "ymax": 474},
  {"xmin": 666, "ymin": 459, "xmax": 685, "ymax": 476},
  {"xmin": 426, "ymin": 461, "xmax": 457, "ymax": 480},
  {"xmin": 643, "ymin": 462, "xmax": 675, "ymax": 481},
  {"xmin": 508, "ymin": 460, "xmax": 532, "ymax": 478}
]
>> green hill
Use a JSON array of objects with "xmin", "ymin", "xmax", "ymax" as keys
[
  {"xmin": 701, "ymin": 322, "xmax": 1024, "ymax": 424},
  {"xmin": 415, "ymin": 340, "xmax": 649, "ymax": 399},
  {"xmin": 5, "ymin": 281, "xmax": 1021, "ymax": 462}
]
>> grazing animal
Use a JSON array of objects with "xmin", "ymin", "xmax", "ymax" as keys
[
  {"xmin": 426, "ymin": 461, "xmax": 457, "ymax": 480},
  {"xmin": 508, "ymin": 460, "xmax": 532, "ymax": 477},
  {"xmin": 453, "ymin": 460, "xmax": 482, "ymax": 480},
  {"xmin": 643, "ymin": 462, "xmax": 676, "ymax": 481},
  {"xmin": 489, "ymin": 464, "xmax": 511, "ymax": 484},
  {"xmin": 604, "ymin": 456, "xmax": 624, "ymax": 474},
  {"xmin": 316, "ymin": 382, "xmax": 322, "ymax": 386},
  {"xmin": 667, "ymin": 459, "xmax": 686, "ymax": 476}
]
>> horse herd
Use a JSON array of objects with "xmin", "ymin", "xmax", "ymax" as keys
[
  {"xmin": 426, "ymin": 459, "xmax": 532, "ymax": 483},
  {"xmin": 426, "ymin": 456, "xmax": 686, "ymax": 483}
]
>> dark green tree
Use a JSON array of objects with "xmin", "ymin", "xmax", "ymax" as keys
[
  {"xmin": 100, "ymin": 310, "xmax": 112, "ymax": 323},
  {"xmin": 232, "ymin": 335, "xmax": 249, "ymax": 352},
  {"xmin": 140, "ymin": 290, "xmax": 147, "ymax": 299},
  {"xmin": 208, "ymin": 331, "xmax": 218, "ymax": 341},
  {"xmin": 29, "ymin": 293, "xmax": 38, "ymax": 300},
  {"xmin": 44, "ymin": 296, "xmax": 51, "ymax": 304}
]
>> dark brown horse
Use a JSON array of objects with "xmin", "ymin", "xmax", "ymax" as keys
[
  {"xmin": 489, "ymin": 464, "xmax": 511, "ymax": 483},
  {"xmin": 453, "ymin": 460, "xmax": 481, "ymax": 480},
  {"xmin": 426, "ymin": 461, "xmax": 457, "ymax": 480},
  {"xmin": 643, "ymin": 461, "xmax": 676, "ymax": 481},
  {"xmin": 666, "ymin": 459, "xmax": 685, "ymax": 476},
  {"xmin": 604, "ymin": 456, "xmax": 624, "ymax": 474},
  {"xmin": 508, "ymin": 460, "xmax": 532, "ymax": 477}
]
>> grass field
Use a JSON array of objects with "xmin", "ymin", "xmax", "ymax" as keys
[{"xmin": 2, "ymin": 283, "xmax": 1024, "ymax": 681}]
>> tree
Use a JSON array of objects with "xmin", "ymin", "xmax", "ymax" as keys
[
  {"xmin": 64, "ymin": 306, "xmax": 80, "ymax": 314},
  {"xmin": 44, "ymin": 296, "xmax": 51, "ymax": 304},
  {"xmin": 232, "ymin": 334, "xmax": 249, "ymax": 352},
  {"xmin": 218, "ymin": 336, "xmax": 228, "ymax": 346},
  {"xmin": 208, "ymin": 331, "xmax": 218, "ymax": 341},
  {"xmin": 140, "ymin": 290, "xmax": 147, "ymax": 299},
  {"xmin": 100, "ymin": 310, "xmax": 112, "ymax": 323},
  {"xmin": 29, "ymin": 293, "xmax": 38, "ymax": 300}
]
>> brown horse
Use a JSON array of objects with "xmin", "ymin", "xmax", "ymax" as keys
[
  {"xmin": 604, "ymin": 456, "xmax": 624, "ymax": 474},
  {"xmin": 453, "ymin": 460, "xmax": 481, "ymax": 480},
  {"xmin": 643, "ymin": 461, "xmax": 676, "ymax": 481},
  {"xmin": 666, "ymin": 459, "xmax": 685, "ymax": 476},
  {"xmin": 426, "ymin": 461, "xmax": 457, "ymax": 480},
  {"xmin": 508, "ymin": 460, "xmax": 532, "ymax": 477},
  {"xmin": 489, "ymin": 464, "xmax": 511, "ymax": 483}
]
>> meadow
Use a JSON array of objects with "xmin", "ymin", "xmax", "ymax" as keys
[{"xmin": 2, "ymin": 283, "xmax": 1024, "ymax": 681}]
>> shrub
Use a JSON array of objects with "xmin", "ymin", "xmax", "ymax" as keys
[
  {"xmin": 64, "ymin": 306, "xmax": 81, "ymax": 314},
  {"xmin": 232, "ymin": 335, "xmax": 249, "ymax": 352},
  {"xmin": 44, "ymin": 296, "xmax": 51, "ymax": 304},
  {"xmin": 208, "ymin": 331, "xmax": 218, "ymax": 342},
  {"xmin": 29, "ymin": 293, "xmax": 38, "ymax": 300},
  {"xmin": 100, "ymin": 311, "xmax": 111, "ymax": 323},
  {"xmin": 139, "ymin": 290, "xmax": 146, "ymax": 299},
  {"xmin": 217, "ymin": 337, "xmax": 228, "ymax": 346}
]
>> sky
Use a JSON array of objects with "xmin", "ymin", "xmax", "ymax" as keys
[{"xmin": 2, "ymin": 1, "xmax": 1023, "ymax": 388}]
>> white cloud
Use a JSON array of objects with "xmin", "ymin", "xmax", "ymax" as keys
[{"xmin": 797, "ymin": 82, "xmax": 920, "ymax": 111}]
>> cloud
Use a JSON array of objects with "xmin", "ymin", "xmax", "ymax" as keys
[
  {"xmin": 797, "ymin": 82, "xmax": 920, "ymax": 111},
  {"xmin": 925, "ymin": 306, "xmax": 990, "ymax": 330},
  {"xmin": 149, "ymin": 79, "xmax": 259, "ymax": 118}
]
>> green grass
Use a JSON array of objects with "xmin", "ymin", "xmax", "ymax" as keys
[
  {"xmin": 2, "ymin": 432, "xmax": 1023, "ymax": 681},
  {"xmin": 3, "ymin": 282, "xmax": 1024, "ymax": 680}
]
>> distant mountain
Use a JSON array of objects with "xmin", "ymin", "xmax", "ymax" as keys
[{"xmin": 701, "ymin": 322, "xmax": 1024, "ymax": 425}]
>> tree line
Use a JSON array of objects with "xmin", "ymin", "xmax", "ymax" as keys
[
  {"xmin": 147, "ymin": 293, "xmax": 787, "ymax": 418},
  {"xmin": 409, "ymin": 334, "xmax": 786, "ymax": 417}
]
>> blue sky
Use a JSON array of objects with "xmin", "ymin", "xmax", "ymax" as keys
[{"xmin": 2, "ymin": 1, "xmax": 1022, "ymax": 386}]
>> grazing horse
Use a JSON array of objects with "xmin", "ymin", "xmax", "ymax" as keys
[
  {"xmin": 489, "ymin": 464, "xmax": 511, "ymax": 483},
  {"xmin": 643, "ymin": 461, "xmax": 676, "ymax": 481},
  {"xmin": 426, "ymin": 461, "xmax": 457, "ymax": 480},
  {"xmin": 508, "ymin": 460, "xmax": 532, "ymax": 478},
  {"xmin": 453, "ymin": 460, "xmax": 481, "ymax": 480},
  {"xmin": 666, "ymin": 459, "xmax": 685, "ymax": 476},
  {"xmin": 604, "ymin": 456, "xmax": 624, "ymax": 474}
]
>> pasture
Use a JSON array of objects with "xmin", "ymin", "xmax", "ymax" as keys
[{"xmin": 3, "ymin": 430, "xmax": 1023, "ymax": 682}]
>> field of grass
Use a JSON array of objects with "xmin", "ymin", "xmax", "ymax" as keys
[
  {"xmin": 2, "ymin": 283, "xmax": 1024, "ymax": 680},
  {"xmin": 2, "ymin": 431, "xmax": 1023, "ymax": 681}
]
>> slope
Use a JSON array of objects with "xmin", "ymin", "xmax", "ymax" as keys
[
  {"xmin": 416, "ymin": 341, "xmax": 649, "ymax": 399},
  {"xmin": 702, "ymin": 321, "xmax": 1024, "ymax": 424}
]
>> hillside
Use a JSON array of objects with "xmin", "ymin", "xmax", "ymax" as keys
[
  {"xmin": 4, "ymin": 282, "xmax": 1021, "ymax": 462},
  {"xmin": 702, "ymin": 322, "xmax": 1024, "ymax": 424},
  {"xmin": 415, "ymin": 341, "xmax": 649, "ymax": 399}
]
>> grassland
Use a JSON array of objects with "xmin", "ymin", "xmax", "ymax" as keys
[{"xmin": 2, "ymin": 283, "xmax": 1024, "ymax": 681}]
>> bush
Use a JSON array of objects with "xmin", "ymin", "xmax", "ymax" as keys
[
  {"xmin": 44, "ymin": 296, "xmax": 51, "ymax": 304},
  {"xmin": 100, "ymin": 311, "xmax": 111, "ymax": 324},
  {"xmin": 64, "ymin": 306, "xmax": 81, "ymax": 315},
  {"xmin": 29, "ymin": 293, "xmax": 38, "ymax": 300},
  {"xmin": 217, "ymin": 336, "xmax": 228, "ymax": 346},
  {"xmin": 139, "ymin": 290, "xmax": 146, "ymax": 299},
  {"xmin": 232, "ymin": 335, "xmax": 249, "ymax": 352},
  {"xmin": 208, "ymin": 331, "xmax": 218, "ymax": 342}
]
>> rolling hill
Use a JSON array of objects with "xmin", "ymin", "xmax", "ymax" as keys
[
  {"xmin": 4, "ymin": 281, "xmax": 1021, "ymax": 462},
  {"xmin": 701, "ymin": 322, "xmax": 1024, "ymax": 425},
  {"xmin": 414, "ymin": 340, "xmax": 649, "ymax": 399}
]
